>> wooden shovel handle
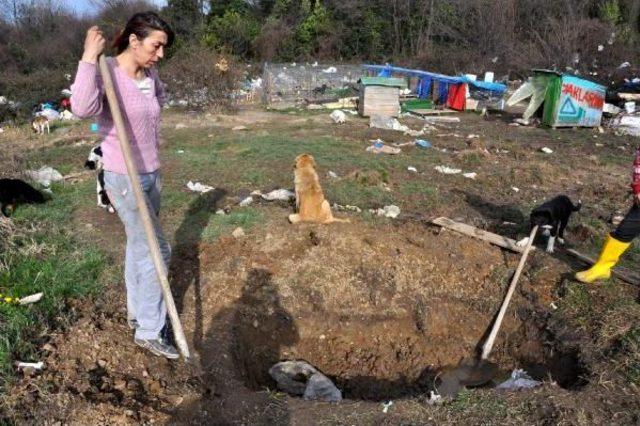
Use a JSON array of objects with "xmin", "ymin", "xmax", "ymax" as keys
[
  {"xmin": 481, "ymin": 225, "xmax": 538, "ymax": 360},
  {"xmin": 98, "ymin": 55, "xmax": 190, "ymax": 360}
]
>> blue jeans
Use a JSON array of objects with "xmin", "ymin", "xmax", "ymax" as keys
[{"xmin": 104, "ymin": 170, "xmax": 171, "ymax": 340}]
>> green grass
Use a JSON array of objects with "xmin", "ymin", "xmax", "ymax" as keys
[
  {"xmin": 0, "ymin": 183, "xmax": 107, "ymax": 389},
  {"xmin": 202, "ymin": 207, "xmax": 265, "ymax": 241}
]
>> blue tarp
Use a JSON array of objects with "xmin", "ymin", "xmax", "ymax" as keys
[{"xmin": 363, "ymin": 64, "xmax": 507, "ymax": 95}]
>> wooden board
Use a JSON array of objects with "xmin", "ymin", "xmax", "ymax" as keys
[
  {"xmin": 431, "ymin": 217, "xmax": 530, "ymax": 253},
  {"xmin": 409, "ymin": 108, "xmax": 458, "ymax": 116}
]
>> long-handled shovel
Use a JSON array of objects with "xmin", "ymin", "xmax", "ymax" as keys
[
  {"xmin": 98, "ymin": 55, "xmax": 190, "ymax": 361},
  {"xmin": 436, "ymin": 225, "xmax": 538, "ymax": 397}
]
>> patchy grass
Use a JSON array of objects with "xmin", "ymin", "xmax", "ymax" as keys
[
  {"xmin": 202, "ymin": 207, "xmax": 265, "ymax": 241},
  {"xmin": 0, "ymin": 183, "xmax": 107, "ymax": 389}
]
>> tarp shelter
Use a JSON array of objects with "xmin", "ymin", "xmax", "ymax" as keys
[
  {"xmin": 507, "ymin": 70, "xmax": 606, "ymax": 128},
  {"xmin": 358, "ymin": 77, "xmax": 407, "ymax": 117},
  {"xmin": 362, "ymin": 64, "xmax": 507, "ymax": 111}
]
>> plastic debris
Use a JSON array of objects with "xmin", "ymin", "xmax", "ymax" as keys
[
  {"xmin": 333, "ymin": 204, "xmax": 362, "ymax": 213},
  {"xmin": 382, "ymin": 401, "xmax": 393, "ymax": 413},
  {"xmin": 303, "ymin": 372, "xmax": 342, "ymax": 402},
  {"xmin": 215, "ymin": 209, "xmax": 226, "ymax": 216},
  {"xmin": 541, "ymin": 147, "xmax": 553, "ymax": 154},
  {"xmin": 463, "ymin": 172, "xmax": 477, "ymax": 179},
  {"xmin": 512, "ymin": 187, "xmax": 520, "ymax": 192},
  {"xmin": 322, "ymin": 66, "xmax": 337, "ymax": 73},
  {"xmin": 414, "ymin": 139, "xmax": 432, "ymax": 149},
  {"xmin": 328, "ymin": 171, "xmax": 339, "ymax": 178},
  {"xmin": 407, "ymin": 166, "xmax": 417, "ymax": 173},
  {"xmin": 186, "ymin": 181, "xmax": 215, "ymax": 193},
  {"xmin": 330, "ymin": 110, "xmax": 346, "ymax": 124},
  {"xmin": 232, "ymin": 227, "xmax": 245, "ymax": 238},
  {"xmin": 177, "ymin": 150, "xmax": 185, "ymax": 154},
  {"xmin": 16, "ymin": 361, "xmax": 44, "ymax": 371},
  {"xmin": 373, "ymin": 205, "xmax": 401, "ymax": 218},
  {"xmin": 25, "ymin": 166, "xmax": 63, "ymax": 187},
  {"xmin": 369, "ymin": 115, "xmax": 425, "ymax": 136},
  {"xmin": 434, "ymin": 166, "xmax": 462, "ymax": 175},
  {"xmin": 269, "ymin": 361, "xmax": 342, "ymax": 402},
  {"xmin": 496, "ymin": 369, "xmax": 542, "ymax": 390},
  {"xmin": 232, "ymin": 125, "xmax": 248, "ymax": 131},
  {"xmin": 239, "ymin": 196, "xmax": 253, "ymax": 207},
  {"xmin": 19, "ymin": 293, "xmax": 43, "ymax": 305},
  {"xmin": 366, "ymin": 141, "xmax": 401, "ymax": 155},
  {"xmin": 426, "ymin": 391, "xmax": 444, "ymax": 405},
  {"xmin": 261, "ymin": 189, "xmax": 295, "ymax": 201}
]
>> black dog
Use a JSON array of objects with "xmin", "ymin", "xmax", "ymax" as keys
[
  {"xmin": 518, "ymin": 195, "xmax": 581, "ymax": 253},
  {"xmin": 0, "ymin": 178, "xmax": 46, "ymax": 217},
  {"xmin": 84, "ymin": 146, "xmax": 114, "ymax": 213}
]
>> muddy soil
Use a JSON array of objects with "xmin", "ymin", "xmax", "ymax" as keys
[{"xmin": 4, "ymin": 107, "xmax": 638, "ymax": 425}]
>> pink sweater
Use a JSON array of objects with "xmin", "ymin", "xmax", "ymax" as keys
[{"xmin": 71, "ymin": 57, "xmax": 166, "ymax": 174}]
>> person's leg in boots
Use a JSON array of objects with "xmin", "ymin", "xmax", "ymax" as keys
[{"xmin": 575, "ymin": 204, "xmax": 639, "ymax": 283}]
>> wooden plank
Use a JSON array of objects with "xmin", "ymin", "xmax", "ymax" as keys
[
  {"xmin": 565, "ymin": 248, "xmax": 640, "ymax": 286},
  {"xmin": 410, "ymin": 108, "xmax": 458, "ymax": 116},
  {"xmin": 431, "ymin": 217, "xmax": 529, "ymax": 253}
]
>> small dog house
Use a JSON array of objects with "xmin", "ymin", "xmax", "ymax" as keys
[{"xmin": 358, "ymin": 77, "xmax": 407, "ymax": 117}]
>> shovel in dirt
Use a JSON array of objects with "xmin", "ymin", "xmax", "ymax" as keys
[
  {"xmin": 98, "ymin": 56, "xmax": 190, "ymax": 361},
  {"xmin": 436, "ymin": 225, "xmax": 539, "ymax": 397}
]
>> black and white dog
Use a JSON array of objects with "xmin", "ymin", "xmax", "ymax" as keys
[
  {"xmin": 517, "ymin": 195, "xmax": 581, "ymax": 253},
  {"xmin": 84, "ymin": 146, "xmax": 114, "ymax": 214}
]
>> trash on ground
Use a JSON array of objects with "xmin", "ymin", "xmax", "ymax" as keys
[
  {"xmin": 175, "ymin": 123, "xmax": 187, "ymax": 129},
  {"xmin": 407, "ymin": 166, "xmax": 417, "ymax": 173},
  {"xmin": 19, "ymin": 292, "xmax": 43, "ymax": 305},
  {"xmin": 232, "ymin": 125, "xmax": 248, "ymax": 131},
  {"xmin": 496, "ymin": 369, "xmax": 542, "ymax": 390},
  {"xmin": 334, "ymin": 204, "xmax": 362, "ymax": 213},
  {"xmin": 603, "ymin": 103, "xmax": 622, "ymax": 115},
  {"xmin": 414, "ymin": 139, "xmax": 432, "ymax": 148},
  {"xmin": 16, "ymin": 361, "xmax": 44, "ymax": 371},
  {"xmin": 366, "ymin": 141, "xmax": 402, "ymax": 155},
  {"xmin": 612, "ymin": 115, "xmax": 640, "ymax": 137},
  {"xmin": 463, "ymin": 172, "xmax": 477, "ymax": 179},
  {"xmin": 467, "ymin": 134, "xmax": 480, "ymax": 139},
  {"xmin": 541, "ymin": 147, "xmax": 553, "ymax": 154},
  {"xmin": 435, "ymin": 165, "xmax": 462, "ymax": 174},
  {"xmin": 186, "ymin": 181, "xmax": 215, "ymax": 193},
  {"xmin": 373, "ymin": 205, "xmax": 401, "ymax": 218},
  {"xmin": 232, "ymin": 227, "xmax": 245, "ymax": 238},
  {"xmin": 260, "ymin": 189, "xmax": 295, "ymax": 201},
  {"xmin": 177, "ymin": 149, "xmax": 185, "ymax": 154},
  {"xmin": 215, "ymin": 209, "xmax": 226, "ymax": 216},
  {"xmin": 239, "ymin": 196, "xmax": 253, "ymax": 207},
  {"xmin": 382, "ymin": 401, "xmax": 393, "ymax": 413},
  {"xmin": 512, "ymin": 187, "xmax": 520, "ymax": 192},
  {"xmin": 330, "ymin": 110, "xmax": 346, "ymax": 124},
  {"xmin": 25, "ymin": 166, "xmax": 63, "ymax": 187},
  {"xmin": 369, "ymin": 115, "xmax": 425, "ymax": 136},
  {"xmin": 269, "ymin": 360, "xmax": 342, "ymax": 402},
  {"xmin": 328, "ymin": 171, "xmax": 339, "ymax": 178},
  {"xmin": 426, "ymin": 391, "xmax": 444, "ymax": 405}
]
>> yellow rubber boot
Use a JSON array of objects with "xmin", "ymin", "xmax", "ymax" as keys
[{"xmin": 575, "ymin": 235, "xmax": 631, "ymax": 283}]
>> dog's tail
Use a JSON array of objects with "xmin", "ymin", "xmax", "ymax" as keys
[{"xmin": 573, "ymin": 199, "xmax": 582, "ymax": 212}]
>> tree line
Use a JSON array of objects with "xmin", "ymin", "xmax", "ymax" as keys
[{"xmin": 2, "ymin": 0, "xmax": 640, "ymax": 119}]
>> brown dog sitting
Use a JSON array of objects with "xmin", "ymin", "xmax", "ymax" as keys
[{"xmin": 288, "ymin": 154, "xmax": 349, "ymax": 224}]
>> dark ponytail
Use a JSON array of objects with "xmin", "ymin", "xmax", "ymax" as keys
[{"xmin": 112, "ymin": 11, "xmax": 175, "ymax": 54}]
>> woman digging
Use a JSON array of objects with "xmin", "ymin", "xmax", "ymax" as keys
[{"xmin": 71, "ymin": 12, "xmax": 178, "ymax": 359}]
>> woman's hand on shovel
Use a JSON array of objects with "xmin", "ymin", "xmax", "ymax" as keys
[{"xmin": 81, "ymin": 26, "xmax": 106, "ymax": 64}]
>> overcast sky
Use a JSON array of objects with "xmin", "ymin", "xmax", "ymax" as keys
[{"xmin": 61, "ymin": 0, "xmax": 168, "ymax": 17}]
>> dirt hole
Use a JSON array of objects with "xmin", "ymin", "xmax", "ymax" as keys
[{"xmin": 200, "ymin": 222, "xmax": 590, "ymax": 400}]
